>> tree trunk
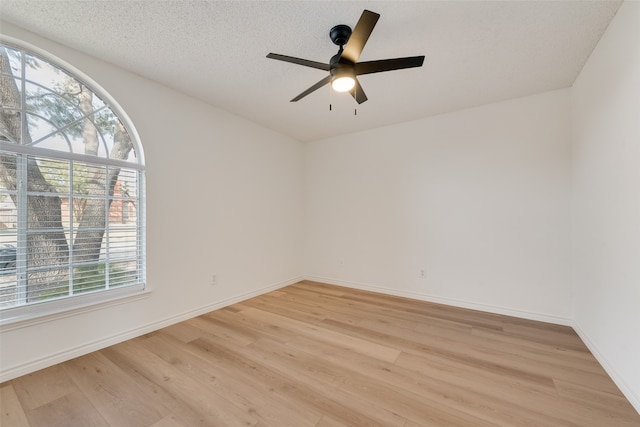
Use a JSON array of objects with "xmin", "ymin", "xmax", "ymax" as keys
[{"xmin": 71, "ymin": 88, "xmax": 133, "ymax": 264}]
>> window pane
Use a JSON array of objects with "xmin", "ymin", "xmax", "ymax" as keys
[
  {"xmin": 25, "ymin": 229, "xmax": 69, "ymax": 301},
  {"xmin": 25, "ymin": 82, "xmax": 85, "ymax": 131},
  {"xmin": 0, "ymin": 151, "xmax": 18, "ymax": 296},
  {"xmin": 24, "ymin": 53, "xmax": 76, "ymax": 98},
  {"xmin": 1, "ymin": 46, "xmax": 21, "ymax": 78},
  {"xmin": 0, "ymin": 183, "xmax": 17, "ymax": 304},
  {"xmin": 38, "ymin": 158, "xmax": 70, "ymax": 197},
  {"xmin": 25, "ymin": 113, "xmax": 66, "ymax": 148},
  {"xmin": 0, "ymin": 108, "xmax": 21, "ymax": 144},
  {"xmin": 0, "ymin": 46, "xmax": 21, "ymax": 113}
]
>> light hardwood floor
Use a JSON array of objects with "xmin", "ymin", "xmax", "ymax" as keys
[{"xmin": 2, "ymin": 280, "xmax": 639, "ymax": 426}]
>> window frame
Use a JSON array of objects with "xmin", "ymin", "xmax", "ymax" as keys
[{"xmin": 0, "ymin": 36, "xmax": 147, "ymax": 327}]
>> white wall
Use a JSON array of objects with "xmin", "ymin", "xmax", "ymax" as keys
[
  {"xmin": 571, "ymin": 0, "xmax": 640, "ymax": 411},
  {"xmin": 305, "ymin": 89, "xmax": 572, "ymax": 323},
  {"xmin": 0, "ymin": 22, "xmax": 305, "ymax": 380}
]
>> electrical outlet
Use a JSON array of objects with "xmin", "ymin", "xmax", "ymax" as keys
[
  {"xmin": 419, "ymin": 269, "xmax": 426, "ymax": 279},
  {"xmin": 211, "ymin": 274, "xmax": 217, "ymax": 286}
]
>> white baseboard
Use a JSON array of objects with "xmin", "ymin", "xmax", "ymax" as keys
[
  {"xmin": 304, "ymin": 275, "xmax": 573, "ymax": 326},
  {"xmin": 572, "ymin": 321, "xmax": 640, "ymax": 415},
  {"xmin": 0, "ymin": 275, "xmax": 303, "ymax": 383}
]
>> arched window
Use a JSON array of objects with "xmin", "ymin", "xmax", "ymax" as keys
[{"xmin": 0, "ymin": 39, "xmax": 145, "ymax": 320}]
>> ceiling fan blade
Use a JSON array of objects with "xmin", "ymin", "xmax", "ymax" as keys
[
  {"xmin": 349, "ymin": 78, "xmax": 368, "ymax": 104},
  {"xmin": 341, "ymin": 10, "xmax": 380, "ymax": 64},
  {"xmin": 291, "ymin": 75, "xmax": 332, "ymax": 102},
  {"xmin": 355, "ymin": 56, "xmax": 425, "ymax": 75},
  {"xmin": 267, "ymin": 53, "xmax": 330, "ymax": 71}
]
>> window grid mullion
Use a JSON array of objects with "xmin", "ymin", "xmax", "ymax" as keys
[
  {"xmin": 16, "ymin": 156, "xmax": 28, "ymax": 305},
  {"xmin": 104, "ymin": 165, "xmax": 110, "ymax": 290},
  {"xmin": 15, "ymin": 49, "xmax": 27, "ymax": 306},
  {"xmin": 68, "ymin": 159, "xmax": 74, "ymax": 296}
]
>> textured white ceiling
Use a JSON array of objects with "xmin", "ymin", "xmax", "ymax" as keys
[{"xmin": 0, "ymin": 1, "xmax": 622, "ymax": 142}]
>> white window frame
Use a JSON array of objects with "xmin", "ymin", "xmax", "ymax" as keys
[{"xmin": 0, "ymin": 36, "xmax": 147, "ymax": 328}]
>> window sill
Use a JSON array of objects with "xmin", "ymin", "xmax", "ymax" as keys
[{"xmin": 0, "ymin": 285, "xmax": 150, "ymax": 331}]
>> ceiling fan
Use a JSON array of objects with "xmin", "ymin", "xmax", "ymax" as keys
[{"xmin": 267, "ymin": 9, "xmax": 425, "ymax": 104}]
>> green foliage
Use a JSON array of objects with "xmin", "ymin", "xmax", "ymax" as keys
[
  {"xmin": 37, "ymin": 159, "xmax": 90, "ymax": 192},
  {"xmin": 29, "ymin": 283, "xmax": 68, "ymax": 302},
  {"xmin": 73, "ymin": 263, "xmax": 131, "ymax": 294},
  {"xmin": 30, "ymin": 263, "xmax": 132, "ymax": 302},
  {"xmin": 26, "ymin": 80, "xmax": 118, "ymax": 140}
]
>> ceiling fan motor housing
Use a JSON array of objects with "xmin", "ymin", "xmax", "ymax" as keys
[{"xmin": 330, "ymin": 61, "xmax": 354, "ymax": 79}]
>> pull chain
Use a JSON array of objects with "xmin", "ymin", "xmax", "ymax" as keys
[
  {"xmin": 328, "ymin": 81, "xmax": 359, "ymax": 115},
  {"xmin": 354, "ymin": 83, "xmax": 357, "ymax": 115}
]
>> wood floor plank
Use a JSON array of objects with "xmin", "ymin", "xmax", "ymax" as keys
[
  {"xmin": 554, "ymin": 379, "xmax": 640, "ymax": 419},
  {"xmin": 10, "ymin": 364, "xmax": 77, "ymax": 411},
  {"xmin": 314, "ymin": 415, "xmax": 351, "ymax": 427},
  {"xmin": 275, "ymin": 326, "xmax": 574, "ymax": 424},
  {"xmin": 0, "ymin": 383, "xmax": 31, "ymax": 427},
  {"xmin": 143, "ymin": 331, "xmax": 321, "ymax": 427},
  {"xmin": 397, "ymin": 350, "xmax": 631, "ymax": 427},
  {"xmin": 160, "ymin": 321, "xmax": 209, "ymax": 343},
  {"xmin": 320, "ymin": 315, "xmax": 557, "ymax": 391},
  {"xmin": 186, "ymin": 313, "xmax": 258, "ymax": 347},
  {"xmin": 501, "ymin": 322, "xmax": 588, "ymax": 351},
  {"xmin": 246, "ymin": 336, "xmax": 495, "ymax": 427},
  {"xmin": 99, "ymin": 345, "xmax": 213, "ymax": 427},
  {"xmin": 4, "ymin": 281, "xmax": 640, "ymax": 426},
  {"xmin": 149, "ymin": 414, "xmax": 186, "ymax": 427},
  {"xmin": 239, "ymin": 306, "xmax": 401, "ymax": 363},
  {"xmin": 190, "ymin": 334, "xmax": 407, "ymax": 427},
  {"xmin": 105, "ymin": 338, "xmax": 259, "ymax": 426},
  {"xmin": 240, "ymin": 292, "xmax": 329, "ymax": 324},
  {"xmin": 24, "ymin": 390, "xmax": 109, "ymax": 427},
  {"xmin": 254, "ymin": 331, "xmax": 572, "ymax": 427},
  {"xmin": 62, "ymin": 352, "xmax": 170, "ymax": 426}
]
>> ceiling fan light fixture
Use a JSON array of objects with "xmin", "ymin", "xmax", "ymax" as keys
[
  {"xmin": 332, "ymin": 75, "xmax": 355, "ymax": 92},
  {"xmin": 330, "ymin": 65, "xmax": 356, "ymax": 92}
]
